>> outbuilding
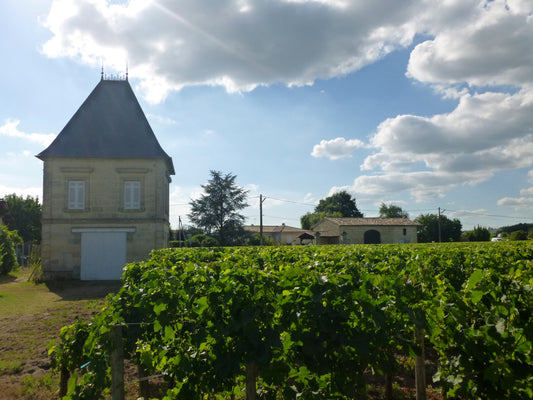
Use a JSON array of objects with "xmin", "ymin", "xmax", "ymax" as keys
[
  {"xmin": 37, "ymin": 75, "xmax": 174, "ymax": 280},
  {"xmin": 313, "ymin": 217, "xmax": 419, "ymax": 245}
]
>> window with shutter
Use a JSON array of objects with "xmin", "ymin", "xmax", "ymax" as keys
[
  {"xmin": 68, "ymin": 181, "xmax": 85, "ymax": 210},
  {"xmin": 124, "ymin": 181, "xmax": 141, "ymax": 210}
]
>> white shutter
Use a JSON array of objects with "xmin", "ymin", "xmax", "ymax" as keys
[
  {"xmin": 124, "ymin": 181, "xmax": 141, "ymax": 209},
  {"xmin": 68, "ymin": 181, "xmax": 85, "ymax": 209}
]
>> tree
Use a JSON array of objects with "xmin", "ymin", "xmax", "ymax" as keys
[
  {"xmin": 462, "ymin": 225, "xmax": 491, "ymax": 242},
  {"xmin": 300, "ymin": 211, "xmax": 342, "ymax": 230},
  {"xmin": 0, "ymin": 225, "xmax": 22, "ymax": 275},
  {"xmin": 415, "ymin": 213, "xmax": 462, "ymax": 243},
  {"xmin": 4, "ymin": 194, "xmax": 41, "ymax": 243},
  {"xmin": 315, "ymin": 191, "xmax": 363, "ymax": 217},
  {"xmin": 509, "ymin": 230, "xmax": 528, "ymax": 241},
  {"xmin": 301, "ymin": 191, "xmax": 362, "ymax": 229},
  {"xmin": 378, "ymin": 203, "xmax": 409, "ymax": 219},
  {"xmin": 188, "ymin": 171, "xmax": 248, "ymax": 246}
]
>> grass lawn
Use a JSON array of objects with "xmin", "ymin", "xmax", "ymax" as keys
[{"xmin": 0, "ymin": 268, "xmax": 121, "ymax": 399}]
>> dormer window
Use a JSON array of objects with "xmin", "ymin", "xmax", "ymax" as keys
[{"xmin": 124, "ymin": 181, "xmax": 141, "ymax": 210}]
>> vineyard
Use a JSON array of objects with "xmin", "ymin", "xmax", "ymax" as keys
[{"xmin": 49, "ymin": 242, "xmax": 533, "ymax": 399}]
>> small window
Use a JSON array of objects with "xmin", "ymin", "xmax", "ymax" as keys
[
  {"xmin": 403, "ymin": 228, "xmax": 407, "ymax": 235},
  {"xmin": 68, "ymin": 181, "xmax": 85, "ymax": 210},
  {"xmin": 124, "ymin": 181, "xmax": 141, "ymax": 210}
]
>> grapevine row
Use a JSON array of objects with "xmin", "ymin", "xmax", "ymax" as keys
[{"xmin": 49, "ymin": 242, "xmax": 533, "ymax": 399}]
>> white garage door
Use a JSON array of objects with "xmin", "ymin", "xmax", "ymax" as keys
[{"xmin": 80, "ymin": 231, "xmax": 127, "ymax": 280}]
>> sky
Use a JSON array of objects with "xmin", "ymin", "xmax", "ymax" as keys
[{"xmin": 1, "ymin": 0, "xmax": 533, "ymax": 231}]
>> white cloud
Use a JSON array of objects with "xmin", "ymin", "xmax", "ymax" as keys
[
  {"xmin": 334, "ymin": 170, "xmax": 492, "ymax": 203},
  {"xmin": 311, "ymin": 137, "xmax": 364, "ymax": 160},
  {"xmin": 497, "ymin": 196, "xmax": 533, "ymax": 210},
  {"xmin": 407, "ymin": 0, "xmax": 533, "ymax": 88},
  {"xmin": 43, "ymin": 0, "xmax": 474, "ymax": 101},
  {"xmin": 0, "ymin": 184, "xmax": 42, "ymax": 201},
  {"xmin": 40, "ymin": 0, "xmax": 533, "ymax": 204},
  {"xmin": 353, "ymin": 88, "xmax": 533, "ymax": 200},
  {"xmin": 146, "ymin": 113, "xmax": 177, "ymax": 125},
  {"xmin": 0, "ymin": 119, "xmax": 56, "ymax": 147}
]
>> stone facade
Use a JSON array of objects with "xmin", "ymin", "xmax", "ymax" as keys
[
  {"xmin": 40, "ymin": 158, "xmax": 171, "ymax": 279},
  {"xmin": 313, "ymin": 217, "xmax": 419, "ymax": 245}
]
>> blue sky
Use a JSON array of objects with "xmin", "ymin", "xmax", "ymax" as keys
[{"xmin": 1, "ymin": 0, "xmax": 533, "ymax": 230}]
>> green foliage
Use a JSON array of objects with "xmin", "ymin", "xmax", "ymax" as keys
[
  {"xmin": 3, "ymin": 193, "xmax": 42, "ymax": 243},
  {"xmin": 49, "ymin": 242, "xmax": 533, "ymax": 399},
  {"xmin": 0, "ymin": 225, "xmax": 22, "ymax": 275},
  {"xmin": 190, "ymin": 234, "xmax": 219, "ymax": 247},
  {"xmin": 188, "ymin": 171, "xmax": 248, "ymax": 246},
  {"xmin": 21, "ymin": 373, "xmax": 54, "ymax": 399},
  {"xmin": 509, "ymin": 230, "xmax": 528, "ymax": 241},
  {"xmin": 27, "ymin": 245, "xmax": 43, "ymax": 283},
  {"xmin": 248, "ymin": 233, "xmax": 276, "ymax": 246},
  {"xmin": 378, "ymin": 203, "xmax": 409, "ymax": 219},
  {"xmin": 315, "ymin": 191, "xmax": 363, "ymax": 217},
  {"xmin": 496, "ymin": 223, "xmax": 533, "ymax": 236},
  {"xmin": 415, "ymin": 213, "xmax": 462, "ymax": 242},
  {"xmin": 300, "ymin": 211, "xmax": 341, "ymax": 230},
  {"xmin": 301, "ymin": 191, "xmax": 362, "ymax": 229},
  {"xmin": 462, "ymin": 225, "xmax": 491, "ymax": 242}
]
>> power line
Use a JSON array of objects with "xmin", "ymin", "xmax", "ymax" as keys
[{"xmin": 446, "ymin": 209, "xmax": 533, "ymax": 220}]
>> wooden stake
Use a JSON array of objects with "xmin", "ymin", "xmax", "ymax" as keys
[
  {"xmin": 111, "ymin": 325, "xmax": 125, "ymax": 400},
  {"xmin": 245, "ymin": 362, "xmax": 257, "ymax": 400},
  {"xmin": 414, "ymin": 327, "xmax": 426, "ymax": 400}
]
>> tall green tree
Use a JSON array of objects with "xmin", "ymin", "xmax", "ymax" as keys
[
  {"xmin": 4, "ymin": 194, "xmax": 41, "ymax": 243},
  {"xmin": 188, "ymin": 171, "xmax": 248, "ymax": 246},
  {"xmin": 415, "ymin": 213, "xmax": 462, "ymax": 243},
  {"xmin": 378, "ymin": 203, "xmax": 409, "ymax": 219},
  {"xmin": 301, "ymin": 191, "xmax": 363, "ymax": 229},
  {"xmin": 462, "ymin": 225, "xmax": 491, "ymax": 242}
]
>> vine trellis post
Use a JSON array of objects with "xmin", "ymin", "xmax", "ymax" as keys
[
  {"xmin": 414, "ymin": 326, "xmax": 426, "ymax": 400},
  {"xmin": 111, "ymin": 325, "xmax": 125, "ymax": 400}
]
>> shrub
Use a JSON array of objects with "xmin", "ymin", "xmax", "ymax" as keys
[
  {"xmin": 509, "ymin": 230, "xmax": 528, "ymax": 241},
  {"xmin": 190, "ymin": 234, "xmax": 219, "ymax": 247},
  {"xmin": 0, "ymin": 225, "xmax": 22, "ymax": 275}
]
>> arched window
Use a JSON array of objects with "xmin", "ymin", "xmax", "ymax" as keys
[{"xmin": 364, "ymin": 229, "xmax": 381, "ymax": 244}]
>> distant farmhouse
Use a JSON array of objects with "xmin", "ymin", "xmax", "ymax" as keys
[
  {"xmin": 313, "ymin": 217, "xmax": 419, "ymax": 245},
  {"xmin": 244, "ymin": 224, "xmax": 314, "ymax": 245},
  {"xmin": 37, "ymin": 74, "xmax": 174, "ymax": 280}
]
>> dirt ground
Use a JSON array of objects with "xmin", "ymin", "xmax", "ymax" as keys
[{"xmin": 0, "ymin": 269, "xmax": 122, "ymax": 399}]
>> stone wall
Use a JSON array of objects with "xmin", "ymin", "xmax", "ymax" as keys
[{"xmin": 41, "ymin": 157, "xmax": 171, "ymax": 279}]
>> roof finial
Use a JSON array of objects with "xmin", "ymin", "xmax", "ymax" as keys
[
  {"xmin": 126, "ymin": 62, "xmax": 129, "ymax": 81},
  {"xmin": 101, "ymin": 62, "xmax": 104, "ymax": 81}
]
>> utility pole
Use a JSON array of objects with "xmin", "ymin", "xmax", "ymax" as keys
[{"xmin": 259, "ymin": 195, "xmax": 265, "ymax": 246}]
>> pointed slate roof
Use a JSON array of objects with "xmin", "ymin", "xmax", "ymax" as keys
[{"xmin": 37, "ymin": 78, "xmax": 175, "ymax": 175}]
